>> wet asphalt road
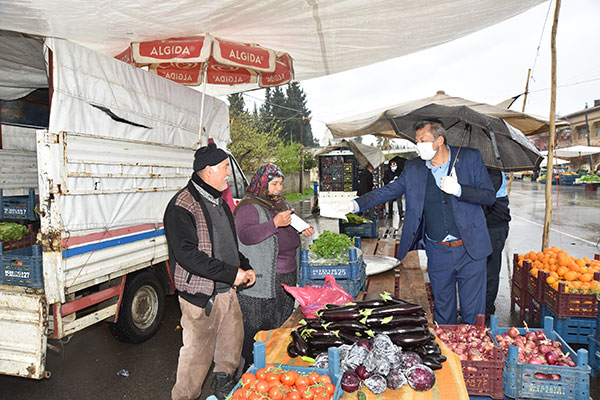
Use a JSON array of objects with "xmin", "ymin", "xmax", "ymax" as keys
[{"xmin": 1, "ymin": 180, "xmax": 598, "ymax": 399}]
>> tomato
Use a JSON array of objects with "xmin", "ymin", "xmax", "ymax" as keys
[
  {"xmin": 255, "ymin": 380, "xmax": 269, "ymax": 394},
  {"xmin": 265, "ymin": 363, "xmax": 277, "ymax": 372},
  {"xmin": 308, "ymin": 372, "xmax": 320, "ymax": 384},
  {"xmin": 280, "ymin": 371, "xmax": 296, "ymax": 386},
  {"xmin": 325, "ymin": 383, "xmax": 335, "ymax": 396},
  {"xmin": 295, "ymin": 384, "xmax": 307, "ymax": 396},
  {"xmin": 288, "ymin": 370, "xmax": 299, "ymax": 381},
  {"xmin": 255, "ymin": 368, "xmax": 267, "ymax": 380},
  {"xmin": 284, "ymin": 391, "xmax": 301, "ymax": 400},
  {"xmin": 266, "ymin": 372, "xmax": 281, "ymax": 383},
  {"xmin": 242, "ymin": 372, "xmax": 256, "ymax": 385},
  {"xmin": 314, "ymin": 392, "xmax": 329, "ymax": 400},
  {"xmin": 312, "ymin": 386, "xmax": 324, "ymax": 395},
  {"xmin": 268, "ymin": 385, "xmax": 285, "ymax": 400},
  {"xmin": 295, "ymin": 375, "xmax": 310, "ymax": 387},
  {"xmin": 248, "ymin": 392, "xmax": 262, "ymax": 400},
  {"xmin": 268, "ymin": 380, "xmax": 282, "ymax": 389},
  {"xmin": 301, "ymin": 388, "xmax": 314, "ymax": 400},
  {"xmin": 317, "ymin": 375, "xmax": 331, "ymax": 385}
]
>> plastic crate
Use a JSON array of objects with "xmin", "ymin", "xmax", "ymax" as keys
[
  {"xmin": 1, "ymin": 224, "xmax": 36, "ymax": 251},
  {"xmin": 300, "ymin": 237, "xmax": 364, "ymax": 281},
  {"xmin": 298, "ymin": 269, "xmax": 367, "ymax": 299},
  {"xmin": 526, "ymin": 266, "xmax": 548, "ymax": 302},
  {"xmin": 0, "ymin": 188, "xmax": 38, "ymax": 220},
  {"xmin": 528, "ymin": 296, "xmax": 542, "ymax": 323},
  {"xmin": 338, "ymin": 215, "xmax": 378, "ymax": 238},
  {"xmin": 0, "ymin": 244, "xmax": 43, "ymax": 288},
  {"xmin": 439, "ymin": 314, "xmax": 504, "ymax": 399},
  {"xmin": 490, "ymin": 315, "xmax": 590, "ymax": 400},
  {"xmin": 543, "ymin": 280, "xmax": 599, "ymax": 319},
  {"xmin": 588, "ymin": 335, "xmax": 600, "ymax": 377},
  {"xmin": 542, "ymin": 305, "xmax": 596, "ymax": 344},
  {"xmin": 209, "ymin": 341, "xmax": 343, "ymax": 400}
]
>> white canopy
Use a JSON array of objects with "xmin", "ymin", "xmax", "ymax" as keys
[
  {"xmin": 327, "ymin": 90, "xmax": 565, "ymax": 138},
  {"xmin": 540, "ymin": 157, "xmax": 569, "ymax": 167},
  {"xmin": 0, "ymin": 0, "xmax": 544, "ymax": 96},
  {"xmin": 545, "ymin": 146, "xmax": 600, "ymax": 158}
]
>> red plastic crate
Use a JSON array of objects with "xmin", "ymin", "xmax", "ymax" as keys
[
  {"xmin": 510, "ymin": 279, "xmax": 529, "ymax": 319},
  {"xmin": 528, "ymin": 296, "xmax": 543, "ymax": 323},
  {"xmin": 438, "ymin": 314, "xmax": 504, "ymax": 399},
  {"xmin": 544, "ymin": 280, "xmax": 599, "ymax": 319},
  {"xmin": 527, "ymin": 267, "xmax": 549, "ymax": 302}
]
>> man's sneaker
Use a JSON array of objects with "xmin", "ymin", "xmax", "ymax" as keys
[{"xmin": 213, "ymin": 372, "xmax": 236, "ymax": 400}]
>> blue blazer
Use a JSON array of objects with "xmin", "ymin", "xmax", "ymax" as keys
[{"xmin": 356, "ymin": 146, "xmax": 496, "ymax": 261}]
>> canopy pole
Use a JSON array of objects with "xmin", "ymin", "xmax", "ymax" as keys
[
  {"xmin": 542, "ymin": 0, "xmax": 561, "ymax": 250},
  {"xmin": 507, "ymin": 68, "xmax": 533, "ymax": 196},
  {"xmin": 197, "ymin": 63, "xmax": 208, "ymax": 148}
]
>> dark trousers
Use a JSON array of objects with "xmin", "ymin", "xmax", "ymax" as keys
[
  {"xmin": 485, "ymin": 224, "xmax": 509, "ymax": 315},
  {"xmin": 425, "ymin": 238, "xmax": 487, "ymax": 325},
  {"xmin": 387, "ymin": 196, "xmax": 403, "ymax": 217}
]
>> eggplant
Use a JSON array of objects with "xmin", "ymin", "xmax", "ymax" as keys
[
  {"xmin": 323, "ymin": 303, "xmax": 359, "ymax": 311},
  {"xmin": 389, "ymin": 333, "xmax": 433, "ymax": 347},
  {"xmin": 364, "ymin": 314, "xmax": 428, "ymax": 328},
  {"xmin": 322, "ymin": 320, "xmax": 368, "ymax": 332},
  {"xmin": 372, "ymin": 325, "xmax": 428, "ymax": 336},
  {"xmin": 299, "ymin": 318, "xmax": 323, "ymax": 329},
  {"xmin": 290, "ymin": 329, "xmax": 310, "ymax": 356},
  {"xmin": 362, "ymin": 303, "xmax": 423, "ymax": 318},
  {"xmin": 306, "ymin": 336, "xmax": 346, "ymax": 349},
  {"xmin": 299, "ymin": 328, "xmax": 340, "ymax": 340},
  {"xmin": 287, "ymin": 341, "xmax": 299, "ymax": 358},
  {"xmin": 337, "ymin": 330, "xmax": 361, "ymax": 344},
  {"xmin": 422, "ymin": 356, "xmax": 443, "ymax": 370},
  {"xmin": 318, "ymin": 308, "xmax": 362, "ymax": 321},
  {"xmin": 431, "ymin": 354, "xmax": 447, "ymax": 363}
]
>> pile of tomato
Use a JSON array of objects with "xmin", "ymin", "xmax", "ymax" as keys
[{"xmin": 229, "ymin": 364, "xmax": 337, "ymax": 400}]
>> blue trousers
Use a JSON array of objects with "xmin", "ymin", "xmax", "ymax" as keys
[{"xmin": 425, "ymin": 238, "xmax": 487, "ymax": 325}]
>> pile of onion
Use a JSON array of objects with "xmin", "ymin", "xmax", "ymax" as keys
[
  {"xmin": 433, "ymin": 323, "xmax": 497, "ymax": 363},
  {"xmin": 493, "ymin": 324, "xmax": 576, "ymax": 377}
]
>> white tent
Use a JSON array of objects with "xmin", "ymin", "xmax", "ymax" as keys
[
  {"xmin": 0, "ymin": 1, "xmax": 545, "ymax": 96},
  {"xmin": 540, "ymin": 157, "xmax": 569, "ymax": 167},
  {"xmin": 545, "ymin": 146, "xmax": 600, "ymax": 158}
]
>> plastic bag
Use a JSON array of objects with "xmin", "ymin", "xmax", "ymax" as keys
[{"xmin": 282, "ymin": 275, "xmax": 355, "ymax": 318}]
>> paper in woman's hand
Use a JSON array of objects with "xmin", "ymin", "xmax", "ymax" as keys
[{"xmin": 290, "ymin": 213, "xmax": 310, "ymax": 232}]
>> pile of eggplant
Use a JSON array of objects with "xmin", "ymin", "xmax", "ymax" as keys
[{"xmin": 287, "ymin": 293, "xmax": 446, "ymax": 371}]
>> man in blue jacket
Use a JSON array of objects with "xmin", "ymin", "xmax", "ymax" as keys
[{"xmin": 334, "ymin": 120, "xmax": 495, "ymax": 324}]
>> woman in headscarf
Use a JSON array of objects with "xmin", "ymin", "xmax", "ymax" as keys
[{"xmin": 234, "ymin": 163, "xmax": 314, "ymax": 365}]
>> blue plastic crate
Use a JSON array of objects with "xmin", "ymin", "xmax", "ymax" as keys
[
  {"xmin": 588, "ymin": 335, "xmax": 600, "ymax": 377},
  {"xmin": 298, "ymin": 269, "xmax": 366, "ymax": 299},
  {"xmin": 338, "ymin": 215, "xmax": 378, "ymax": 238},
  {"xmin": 205, "ymin": 341, "xmax": 343, "ymax": 400},
  {"xmin": 0, "ymin": 188, "xmax": 38, "ymax": 220},
  {"xmin": 300, "ymin": 237, "xmax": 364, "ymax": 281},
  {"xmin": 0, "ymin": 244, "xmax": 43, "ymax": 288},
  {"xmin": 490, "ymin": 315, "xmax": 590, "ymax": 400},
  {"xmin": 542, "ymin": 305, "xmax": 596, "ymax": 344}
]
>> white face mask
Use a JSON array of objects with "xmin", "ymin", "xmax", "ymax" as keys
[
  {"xmin": 416, "ymin": 141, "xmax": 438, "ymax": 160},
  {"xmin": 390, "ymin": 166, "xmax": 397, "ymax": 172}
]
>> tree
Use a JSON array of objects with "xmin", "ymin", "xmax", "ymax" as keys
[
  {"xmin": 227, "ymin": 93, "xmax": 246, "ymax": 117},
  {"xmin": 285, "ymin": 82, "xmax": 314, "ymax": 146},
  {"xmin": 229, "ymin": 114, "xmax": 281, "ymax": 173}
]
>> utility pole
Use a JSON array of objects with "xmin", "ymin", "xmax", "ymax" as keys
[{"xmin": 584, "ymin": 103, "xmax": 593, "ymax": 169}]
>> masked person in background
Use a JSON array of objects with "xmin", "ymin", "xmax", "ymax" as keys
[
  {"xmin": 330, "ymin": 120, "xmax": 495, "ymax": 324},
  {"xmin": 234, "ymin": 164, "xmax": 314, "ymax": 369},
  {"xmin": 484, "ymin": 168, "xmax": 511, "ymax": 318},
  {"xmin": 383, "ymin": 156, "xmax": 406, "ymax": 219},
  {"xmin": 164, "ymin": 143, "xmax": 256, "ymax": 400}
]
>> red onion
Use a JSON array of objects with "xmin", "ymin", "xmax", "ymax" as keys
[
  {"xmin": 550, "ymin": 374, "xmax": 561, "ymax": 380},
  {"xmin": 545, "ymin": 351, "xmax": 558, "ymax": 365},
  {"xmin": 529, "ymin": 356, "xmax": 545, "ymax": 365},
  {"xmin": 507, "ymin": 327, "xmax": 519, "ymax": 338},
  {"xmin": 538, "ymin": 344, "xmax": 551, "ymax": 354}
]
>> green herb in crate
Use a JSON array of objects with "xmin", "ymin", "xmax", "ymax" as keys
[
  {"xmin": 309, "ymin": 231, "xmax": 354, "ymax": 260},
  {"xmin": 0, "ymin": 222, "xmax": 30, "ymax": 242},
  {"xmin": 344, "ymin": 213, "xmax": 372, "ymax": 224}
]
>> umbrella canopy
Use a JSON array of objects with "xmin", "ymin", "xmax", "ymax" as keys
[
  {"xmin": 540, "ymin": 156, "xmax": 569, "ymax": 167},
  {"xmin": 388, "ymin": 103, "xmax": 542, "ymax": 171},
  {"xmin": 315, "ymin": 140, "xmax": 384, "ymax": 169},
  {"xmin": 115, "ymin": 35, "xmax": 294, "ymax": 90},
  {"xmin": 327, "ymin": 90, "xmax": 567, "ymax": 138}
]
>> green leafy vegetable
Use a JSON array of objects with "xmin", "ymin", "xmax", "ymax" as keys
[
  {"xmin": 309, "ymin": 230, "xmax": 354, "ymax": 259},
  {"xmin": 344, "ymin": 213, "xmax": 372, "ymax": 224},
  {"xmin": 576, "ymin": 175, "xmax": 600, "ymax": 183},
  {"xmin": 0, "ymin": 222, "xmax": 30, "ymax": 243}
]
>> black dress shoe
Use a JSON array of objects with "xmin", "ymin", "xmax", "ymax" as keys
[{"xmin": 213, "ymin": 372, "xmax": 236, "ymax": 400}]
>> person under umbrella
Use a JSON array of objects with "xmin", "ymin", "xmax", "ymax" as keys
[{"xmin": 329, "ymin": 120, "xmax": 495, "ymax": 325}]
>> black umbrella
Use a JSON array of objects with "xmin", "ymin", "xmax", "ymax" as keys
[{"xmin": 388, "ymin": 103, "xmax": 542, "ymax": 171}]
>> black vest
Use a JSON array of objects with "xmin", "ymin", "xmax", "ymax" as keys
[{"xmin": 423, "ymin": 171, "xmax": 460, "ymax": 242}]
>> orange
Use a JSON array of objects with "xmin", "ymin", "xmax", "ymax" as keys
[
  {"xmin": 546, "ymin": 276, "xmax": 557, "ymax": 285},
  {"xmin": 564, "ymin": 271, "xmax": 578, "ymax": 281},
  {"xmin": 549, "ymin": 264, "xmax": 558, "ymax": 272},
  {"xmin": 549, "ymin": 271, "xmax": 559, "ymax": 280},
  {"xmin": 530, "ymin": 268, "xmax": 538, "ymax": 278},
  {"xmin": 576, "ymin": 259, "xmax": 586, "ymax": 268},
  {"xmin": 580, "ymin": 273, "xmax": 593, "ymax": 282},
  {"xmin": 557, "ymin": 266, "xmax": 568, "ymax": 277},
  {"xmin": 548, "ymin": 258, "xmax": 556, "ymax": 265}
]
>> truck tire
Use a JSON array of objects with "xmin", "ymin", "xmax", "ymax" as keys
[{"xmin": 109, "ymin": 271, "xmax": 165, "ymax": 343}]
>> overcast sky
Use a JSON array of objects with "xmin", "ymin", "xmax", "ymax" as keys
[{"xmin": 284, "ymin": 0, "xmax": 599, "ymax": 144}]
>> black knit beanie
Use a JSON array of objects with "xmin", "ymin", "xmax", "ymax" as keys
[{"xmin": 193, "ymin": 142, "xmax": 228, "ymax": 171}]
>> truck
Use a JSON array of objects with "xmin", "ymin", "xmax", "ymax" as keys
[{"xmin": 0, "ymin": 32, "xmax": 247, "ymax": 379}]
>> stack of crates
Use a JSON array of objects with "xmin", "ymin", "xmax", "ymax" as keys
[
  {"xmin": 0, "ymin": 188, "xmax": 38, "ymax": 221},
  {"xmin": 298, "ymin": 237, "xmax": 366, "ymax": 298},
  {"xmin": 490, "ymin": 315, "xmax": 591, "ymax": 400},
  {"xmin": 510, "ymin": 254, "xmax": 530, "ymax": 319},
  {"xmin": 588, "ymin": 299, "xmax": 600, "ymax": 376}
]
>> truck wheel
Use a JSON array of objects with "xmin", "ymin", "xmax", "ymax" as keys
[{"xmin": 109, "ymin": 271, "xmax": 165, "ymax": 343}]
